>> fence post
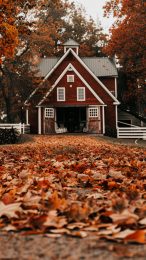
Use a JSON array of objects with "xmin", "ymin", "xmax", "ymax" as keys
[
  {"xmin": 117, "ymin": 128, "xmax": 119, "ymax": 138},
  {"xmin": 19, "ymin": 123, "xmax": 22, "ymax": 134}
]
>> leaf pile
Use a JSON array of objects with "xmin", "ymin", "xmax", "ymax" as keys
[{"xmin": 0, "ymin": 136, "xmax": 146, "ymax": 243}]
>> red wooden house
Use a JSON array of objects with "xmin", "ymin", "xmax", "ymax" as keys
[{"xmin": 25, "ymin": 39, "xmax": 120, "ymax": 134}]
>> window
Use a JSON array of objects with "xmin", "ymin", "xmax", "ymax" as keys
[
  {"xmin": 77, "ymin": 87, "xmax": 85, "ymax": 101},
  {"xmin": 67, "ymin": 75, "xmax": 74, "ymax": 82},
  {"xmin": 89, "ymin": 108, "xmax": 99, "ymax": 118},
  {"xmin": 45, "ymin": 108, "xmax": 54, "ymax": 118},
  {"xmin": 57, "ymin": 87, "xmax": 65, "ymax": 101}
]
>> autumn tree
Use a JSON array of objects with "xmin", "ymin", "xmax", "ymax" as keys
[
  {"xmin": 0, "ymin": 0, "xmax": 18, "ymax": 63},
  {"xmin": 103, "ymin": 0, "xmax": 146, "ymax": 116},
  {"xmin": 0, "ymin": 0, "xmax": 63, "ymax": 122},
  {"xmin": 57, "ymin": 2, "xmax": 106, "ymax": 56},
  {"xmin": 0, "ymin": 0, "xmax": 107, "ymax": 122}
]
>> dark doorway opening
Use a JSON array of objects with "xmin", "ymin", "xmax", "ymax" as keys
[{"xmin": 56, "ymin": 107, "xmax": 86, "ymax": 133}]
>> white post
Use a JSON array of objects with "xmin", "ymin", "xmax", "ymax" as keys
[
  {"xmin": 115, "ymin": 77, "xmax": 118, "ymax": 98},
  {"xmin": 38, "ymin": 107, "xmax": 42, "ymax": 134},
  {"xmin": 115, "ymin": 105, "xmax": 118, "ymax": 128},
  {"xmin": 19, "ymin": 123, "xmax": 22, "ymax": 134},
  {"xmin": 102, "ymin": 106, "xmax": 105, "ymax": 134},
  {"xmin": 26, "ymin": 109, "xmax": 29, "ymax": 125}
]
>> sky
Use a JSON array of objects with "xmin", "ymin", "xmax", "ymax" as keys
[{"xmin": 72, "ymin": 0, "xmax": 114, "ymax": 33}]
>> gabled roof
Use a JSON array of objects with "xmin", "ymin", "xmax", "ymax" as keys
[
  {"xmin": 63, "ymin": 39, "xmax": 80, "ymax": 46},
  {"xmin": 37, "ymin": 57, "xmax": 118, "ymax": 78},
  {"xmin": 82, "ymin": 57, "xmax": 118, "ymax": 77},
  {"xmin": 38, "ymin": 63, "xmax": 105, "ymax": 106},
  {"xmin": 25, "ymin": 48, "xmax": 119, "ymax": 105}
]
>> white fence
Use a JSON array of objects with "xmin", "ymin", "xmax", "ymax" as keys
[
  {"xmin": 117, "ymin": 121, "xmax": 146, "ymax": 140},
  {"xmin": 0, "ymin": 123, "xmax": 30, "ymax": 134}
]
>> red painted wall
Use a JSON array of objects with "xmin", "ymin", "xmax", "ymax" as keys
[
  {"xmin": 44, "ymin": 71, "xmax": 100, "ymax": 106},
  {"xmin": 29, "ymin": 51, "xmax": 118, "ymax": 133}
]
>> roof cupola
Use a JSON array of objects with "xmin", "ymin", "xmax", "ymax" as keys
[{"xmin": 63, "ymin": 39, "xmax": 79, "ymax": 55}]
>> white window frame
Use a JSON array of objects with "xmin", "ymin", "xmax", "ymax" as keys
[
  {"xmin": 57, "ymin": 87, "xmax": 65, "ymax": 101},
  {"xmin": 77, "ymin": 87, "xmax": 85, "ymax": 101},
  {"xmin": 45, "ymin": 108, "xmax": 54, "ymax": 118},
  {"xmin": 89, "ymin": 107, "xmax": 99, "ymax": 118},
  {"xmin": 67, "ymin": 75, "xmax": 74, "ymax": 83}
]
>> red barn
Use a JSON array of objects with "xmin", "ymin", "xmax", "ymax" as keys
[{"xmin": 25, "ymin": 39, "xmax": 120, "ymax": 135}]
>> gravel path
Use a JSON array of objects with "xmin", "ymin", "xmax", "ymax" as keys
[{"xmin": 0, "ymin": 233, "xmax": 146, "ymax": 259}]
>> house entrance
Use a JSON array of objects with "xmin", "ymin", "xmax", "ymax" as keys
[{"xmin": 56, "ymin": 107, "xmax": 86, "ymax": 133}]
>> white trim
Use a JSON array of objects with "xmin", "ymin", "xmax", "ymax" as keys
[
  {"xmin": 38, "ymin": 107, "xmax": 41, "ymax": 134},
  {"xmin": 24, "ymin": 88, "xmax": 39, "ymax": 105},
  {"xmin": 77, "ymin": 87, "xmax": 85, "ymax": 101},
  {"xmin": 102, "ymin": 106, "xmax": 105, "ymax": 134},
  {"xmin": 57, "ymin": 87, "xmax": 65, "ymax": 101},
  {"xmin": 115, "ymin": 105, "xmax": 118, "ymax": 128},
  {"xmin": 54, "ymin": 108, "xmax": 57, "ymax": 132},
  {"xmin": 45, "ymin": 108, "xmax": 54, "ymax": 118},
  {"xmin": 115, "ymin": 78, "xmax": 118, "ymax": 98},
  {"xmin": 25, "ymin": 48, "xmax": 119, "ymax": 105},
  {"xmin": 64, "ymin": 46, "xmax": 79, "ymax": 55},
  {"xmin": 43, "ymin": 48, "xmax": 119, "ymax": 104},
  {"xmin": 71, "ymin": 49, "xmax": 120, "ymax": 105},
  {"xmin": 44, "ymin": 48, "xmax": 72, "ymax": 80},
  {"xmin": 38, "ymin": 63, "xmax": 105, "ymax": 106},
  {"xmin": 86, "ymin": 107, "xmax": 89, "ymax": 132},
  {"xmin": 67, "ymin": 75, "xmax": 74, "ymax": 83},
  {"xmin": 88, "ymin": 107, "xmax": 99, "ymax": 118},
  {"xmin": 26, "ymin": 109, "xmax": 29, "ymax": 124}
]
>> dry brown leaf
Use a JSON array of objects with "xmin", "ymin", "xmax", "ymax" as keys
[
  {"xmin": 139, "ymin": 218, "xmax": 146, "ymax": 225},
  {"xmin": 0, "ymin": 201, "xmax": 22, "ymax": 218},
  {"xmin": 70, "ymin": 231, "xmax": 88, "ymax": 238}
]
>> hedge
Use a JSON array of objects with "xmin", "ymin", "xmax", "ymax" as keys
[{"xmin": 0, "ymin": 128, "xmax": 20, "ymax": 145}]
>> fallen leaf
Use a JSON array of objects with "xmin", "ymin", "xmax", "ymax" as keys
[
  {"xmin": 0, "ymin": 201, "xmax": 22, "ymax": 218},
  {"xmin": 124, "ymin": 230, "xmax": 146, "ymax": 244}
]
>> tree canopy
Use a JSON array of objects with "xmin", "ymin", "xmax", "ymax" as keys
[
  {"xmin": 103, "ymin": 0, "xmax": 146, "ymax": 116},
  {"xmin": 0, "ymin": 0, "xmax": 18, "ymax": 63},
  {"xmin": 0, "ymin": 0, "xmax": 106, "ymax": 122}
]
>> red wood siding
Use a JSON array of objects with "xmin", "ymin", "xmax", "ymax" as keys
[
  {"xmin": 44, "ymin": 71, "xmax": 100, "ymax": 106},
  {"xmin": 45, "ymin": 53, "xmax": 116, "ymax": 106},
  {"xmin": 29, "ymin": 108, "xmax": 38, "ymax": 134},
  {"xmin": 99, "ymin": 77, "xmax": 115, "ymax": 92},
  {"xmin": 105, "ymin": 105, "xmax": 116, "ymax": 130}
]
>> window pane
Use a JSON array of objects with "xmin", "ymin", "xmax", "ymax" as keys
[
  {"xmin": 67, "ymin": 75, "xmax": 74, "ymax": 82},
  {"xmin": 77, "ymin": 87, "xmax": 85, "ymax": 101},
  {"xmin": 89, "ymin": 108, "xmax": 98, "ymax": 117},
  {"xmin": 45, "ymin": 108, "xmax": 54, "ymax": 118},
  {"xmin": 57, "ymin": 88, "xmax": 65, "ymax": 101}
]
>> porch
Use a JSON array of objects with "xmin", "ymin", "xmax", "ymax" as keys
[{"xmin": 43, "ymin": 106, "xmax": 103, "ymax": 135}]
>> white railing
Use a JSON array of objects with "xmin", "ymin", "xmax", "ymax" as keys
[
  {"xmin": 0, "ymin": 123, "xmax": 30, "ymax": 134},
  {"xmin": 118, "ymin": 121, "xmax": 140, "ymax": 128},
  {"xmin": 117, "ymin": 121, "xmax": 146, "ymax": 140}
]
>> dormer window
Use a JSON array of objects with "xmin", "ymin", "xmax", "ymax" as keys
[{"xmin": 67, "ymin": 75, "xmax": 74, "ymax": 83}]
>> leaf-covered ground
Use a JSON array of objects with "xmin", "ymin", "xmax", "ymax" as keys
[{"xmin": 0, "ymin": 135, "xmax": 146, "ymax": 258}]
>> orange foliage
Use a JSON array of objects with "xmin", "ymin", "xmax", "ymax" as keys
[
  {"xmin": 0, "ymin": 0, "xmax": 18, "ymax": 62},
  {"xmin": 103, "ymin": 0, "xmax": 146, "ymax": 89}
]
